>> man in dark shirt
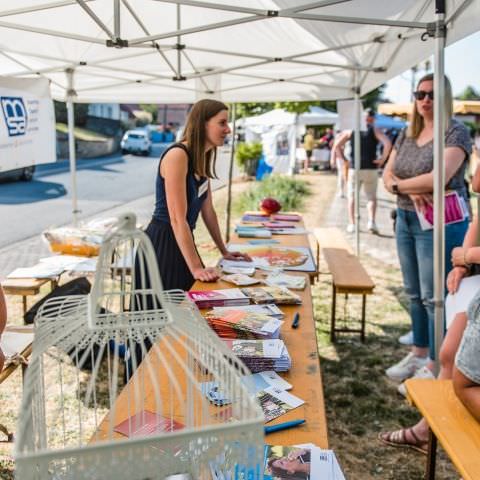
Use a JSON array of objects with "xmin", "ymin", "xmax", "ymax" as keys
[{"xmin": 333, "ymin": 109, "xmax": 392, "ymax": 234}]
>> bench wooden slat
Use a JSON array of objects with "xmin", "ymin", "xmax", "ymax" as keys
[
  {"xmin": 2, "ymin": 278, "xmax": 49, "ymax": 296},
  {"xmin": 406, "ymin": 379, "xmax": 480, "ymax": 480},
  {"xmin": 313, "ymin": 227, "xmax": 353, "ymax": 254},
  {"xmin": 323, "ymin": 248, "xmax": 375, "ymax": 292}
]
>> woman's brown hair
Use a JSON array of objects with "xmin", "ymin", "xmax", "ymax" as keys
[
  {"xmin": 181, "ymin": 99, "xmax": 228, "ymax": 178},
  {"xmin": 408, "ymin": 73, "xmax": 453, "ymax": 139}
]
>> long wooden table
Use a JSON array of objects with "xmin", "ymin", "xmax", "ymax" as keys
[
  {"xmin": 94, "ymin": 218, "xmax": 328, "ymax": 449},
  {"xmin": 216, "ymin": 220, "xmax": 328, "ymax": 447}
]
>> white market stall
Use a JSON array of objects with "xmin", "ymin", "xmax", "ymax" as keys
[
  {"xmin": 0, "ymin": 0, "xmax": 479, "ymax": 365},
  {"xmin": 243, "ymin": 107, "xmax": 338, "ymax": 174}
]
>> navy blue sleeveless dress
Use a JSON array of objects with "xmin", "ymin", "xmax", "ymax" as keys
[{"xmin": 144, "ymin": 142, "xmax": 209, "ymax": 291}]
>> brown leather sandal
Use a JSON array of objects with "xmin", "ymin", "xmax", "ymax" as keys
[{"xmin": 378, "ymin": 427, "xmax": 428, "ymax": 454}]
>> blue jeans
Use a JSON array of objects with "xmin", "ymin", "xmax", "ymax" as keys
[{"xmin": 395, "ymin": 208, "xmax": 468, "ymax": 359}]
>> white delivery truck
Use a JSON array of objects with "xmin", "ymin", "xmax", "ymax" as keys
[{"xmin": 0, "ymin": 77, "xmax": 56, "ymax": 181}]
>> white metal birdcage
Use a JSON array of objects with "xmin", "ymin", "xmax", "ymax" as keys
[{"xmin": 15, "ymin": 213, "xmax": 264, "ymax": 480}]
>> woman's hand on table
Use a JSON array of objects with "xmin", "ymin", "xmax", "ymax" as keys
[
  {"xmin": 446, "ymin": 265, "xmax": 468, "ymax": 294},
  {"xmin": 222, "ymin": 251, "xmax": 252, "ymax": 262},
  {"xmin": 192, "ymin": 267, "xmax": 220, "ymax": 282}
]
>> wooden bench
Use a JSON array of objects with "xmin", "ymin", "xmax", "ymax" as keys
[
  {"xmin": 406, "ymin": 378, "xmax": 480, "ymax": 480},
  {"xmin": 2, "ymin": 277, "xmax": 57, "ymax": 317},
  {"xmin": 322, "ymin": 247, "xmax": 375, "ymax": 342}
]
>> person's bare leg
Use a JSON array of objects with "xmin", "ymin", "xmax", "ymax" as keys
[
  {"xmin": 409, "ymin": 312, "xmax": 468, "ymax": 439},
  {"xmin": 453, "ymin": 367, "xmax": 480, "ymax": 421},
  {"xmin": 367, "ymin": 198, "xmax": 377, "ymax": 223},
  {"xmin": 348, "ymin": 197, "xmax": 355, "ymax": 225}
]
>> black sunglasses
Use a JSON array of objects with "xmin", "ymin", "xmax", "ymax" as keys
[{"xmin": 413, "ymin": 90, "xmax": 434, "ymax": 100}]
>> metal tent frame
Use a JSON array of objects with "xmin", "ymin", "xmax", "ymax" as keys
[{"xmin": 0, "ymin": 0, "xmax": 478, "ymax": 364}]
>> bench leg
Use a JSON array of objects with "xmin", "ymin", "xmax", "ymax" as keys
[
  {"xmin": 426, "ymin": 428, "xmax": 437, "ymax": 480},
  {"xmin": 330, "ymin": 284, "xmax": 337, "ymax": 343},
  {"xmin": 361, "ymin": 294, "xmax": 366, "ymax": 342}
]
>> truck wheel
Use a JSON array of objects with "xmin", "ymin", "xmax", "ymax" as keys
[{"xmin": 21, "ymin": 166, "xmax": 35, "ymax": 181}]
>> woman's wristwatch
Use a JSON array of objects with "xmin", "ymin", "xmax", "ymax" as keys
[{"xmin": 391, "ymin": 181, "xmax": 399, "ymax": 194}]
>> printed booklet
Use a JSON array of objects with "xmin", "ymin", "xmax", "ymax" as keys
[
  {"xmin": 114, "ymin": 410, "xmax": 184, "ymax": 438},
  {"xmin": 187, "ymin": 288, "xmax": 250, "ymax": 309},
  {"xmin": 257, "ymin": 386, "xmax": 304, "ymax": 423}
]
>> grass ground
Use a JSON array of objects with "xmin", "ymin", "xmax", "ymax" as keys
[{"xmin": 0, "ymin": 173, "xmax": 461, "ymax": 479}]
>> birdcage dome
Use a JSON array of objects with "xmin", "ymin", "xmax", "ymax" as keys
[{"xmin": 15, "ymin": 213, "xmax": 264, "ymax": 480}]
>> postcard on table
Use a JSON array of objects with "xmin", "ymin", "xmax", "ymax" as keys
[
  {"xmin": 114, "ymin": 410, "xmax": 184, "ymax": 438},
  {"xmin": 258, "ymin": 386, "xmax": 304, "ymax": 423},
  {"xmin": 227, "ymin": 244, "xmax": 316, "ymax": 272}
]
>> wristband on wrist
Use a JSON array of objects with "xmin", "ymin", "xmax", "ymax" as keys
[{"xmin": 463, "ymin": 250, "xmax": 471, "ymax": 267}]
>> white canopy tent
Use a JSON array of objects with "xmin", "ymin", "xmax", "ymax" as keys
[
  {"xmin": 243, "ymin": 107, "xmax": 338, "ymax": 174},
  {"xmin": 1, "ymin": 0, "xmax": 479, "ymax": 364}
]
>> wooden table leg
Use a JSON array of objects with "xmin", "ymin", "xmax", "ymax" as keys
[
  {"xmin": 426, "ymin": 428, "xmax": 437, "ymax": 480},
  {"xmin": 330, "ymin": 283, "xmax": 337, "ymax": 343},
  {"xmin": 361, "ymin": 294, "xmax": 366, "ymax": 342}
]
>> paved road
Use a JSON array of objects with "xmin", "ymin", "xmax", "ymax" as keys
[{"xmin": 0, "ymin": 145, "xmax": 169, "ymax": 250}]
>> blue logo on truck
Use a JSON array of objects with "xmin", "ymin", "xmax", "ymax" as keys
[{"xmin": 1, "ymin": 97, "xmax": 28, "ymax": 136}]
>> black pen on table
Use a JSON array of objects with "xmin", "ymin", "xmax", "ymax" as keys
[{"xmin": 291, "ymin": 311, "xmax": 300, "ymax": 329}]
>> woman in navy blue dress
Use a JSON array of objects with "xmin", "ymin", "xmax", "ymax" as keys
[{"xmin": 143, "ymin": 99, "xmax": 250, "ymax": 292}]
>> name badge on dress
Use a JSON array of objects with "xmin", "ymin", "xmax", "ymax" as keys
[{"xmin": 198, "ymin": 180, "xmax": 209, "ymax": 198}]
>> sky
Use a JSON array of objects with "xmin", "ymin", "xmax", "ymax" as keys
[{"xmin": 384, "ymin": 30, "xmax": 480, "ymax": 104}]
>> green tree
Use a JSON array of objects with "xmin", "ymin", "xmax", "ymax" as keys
[
  {"xmin": 235, "ymin": 102, "xmax": 274, "ymax": 118},
  {"xmin": 139, "ymin": 104, "xmax": 158, "ymax": 123},
  {"xmin": 456, "ymin": 85, "xmax": 480, "ymax": 101}
]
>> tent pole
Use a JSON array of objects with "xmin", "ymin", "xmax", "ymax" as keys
[
  {"xmin": 353, "ymin": 72, "xmax": 361, "ymax": 256},
  {"xmin": 225, "ymin": 103, "xmax": 236, "ymax": 243},
  {"xmin": 66, "ymin": 68, "xmax": 79, "ymax": 227},
  {"xmin": 433, "ymin": 6, "xmax": 446, "ymax": 374},
  {"xmin": 289, "ymin": 113, "xmax": 298, "ymax": 176}
]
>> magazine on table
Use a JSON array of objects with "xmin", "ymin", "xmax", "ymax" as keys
[
  {"xmin": 264, "ymin": 444, "xmax": 345, "ymax": 480},
  {"xmin": 415, "ymin": 190, "xmax": 469, "ymax": 231},
  {"xmin": 212, "ymin": 303, "xmax": 284, "ymax": 319},
  {"xmin": 264, "ymin": 272, "xmax": 306, "ymax": 290},
  {"xmin": 257, "ymin": 386, "xmax": 304, "ymax": 423},
  {"xmin": 114, "ymin": 410, "xmax": 184, "ymax": 438},
  {"xmin": 271, "ymin": 213, "xmax": 302, "ymax": 222},
  {"xmin": 241, "ymin": 286, "xmax": 302, "ymax": 305}
]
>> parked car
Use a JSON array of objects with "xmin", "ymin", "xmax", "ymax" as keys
[{"xmin": 120, "ymin": 130, "xmax": 152, "ymax": 155}]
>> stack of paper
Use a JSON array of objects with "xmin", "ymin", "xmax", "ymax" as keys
[
  {"xmin": 271, "ymin": 213, "xmax": 302, "ymax": 222},
  {"xmin": 263, "ymin": 444, "xmax": 345, "ymax": 479},
  {"xmin": 212, "ymin": 304, "xmax": 284, "ymax": 319},
  {"xmin": 242, "ymin": 371, "xmax": 292, "ymax": 394},
  {"xmin": 220, "ymin": 261, "xmax": 256, "ymax": 275},
  {"xmin": 236, "ymin": 225, "xmax": 272, "ymax": 238},
  {"xmin": 204, "ymin": 309, "xmax": 283, "ymax": 339},
  {"xmin": 241, "ymin": 213, "xmax": 269, "ymax": 223},
  {"xmin": 220, "ymin": 273, "xmax": 260, "ymax": 286},
  {"xmin": 187, "ymin": 289, "xmax": 250, "ymax": 309},
  {"xmin": 224, "ymin": 339, "xmax": 291, "ymax": 372},
  {"xmin": 241, "ymin": 286, "xmax": 302, "ymax": 305},
  {"xmin": 264, "ymin": 273, "xmax": 306, "ymax": 290}
]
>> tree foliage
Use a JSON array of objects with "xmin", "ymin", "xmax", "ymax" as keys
[
  {"xmin": 139, "ymin": 104, "xmax": 159, "ymax": 123},
  {"xmin": 456, "ymin": 85, "xmax": 480, "ymax": 101}
]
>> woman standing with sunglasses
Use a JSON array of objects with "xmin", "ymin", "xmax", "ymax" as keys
[{"xmin": 382, "ymin": 73, "xmax": 472, "ymax": 385}]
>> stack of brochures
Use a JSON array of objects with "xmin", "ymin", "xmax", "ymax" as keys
[
  {"xmin": 270, "ymin": 213, "xmax": 301, "ymax": 222},
  {"xmin": 241, "ymin": 286, "xmax": 302, "ymax": 305},
  {"xmin": 224, "ymin": 339, "xmax": 291, "ymax": 372},
  {"xmin": 212, "ymin": 304, "xmax": 284, "ymax": 319},
  {"xmin": 204, "ymin": 309, "xmax": 283, "ymax": 339},
  {"xmin": 264, "ymin": 444, "xmax": 345, "ymax": 479},
  {"xmin": 235, "ymin": 225, "xmax": 273, "ymax": 238},
  {"xmin": 187, "ymin": 288, "xmax": 250, "ymax": 309}
]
